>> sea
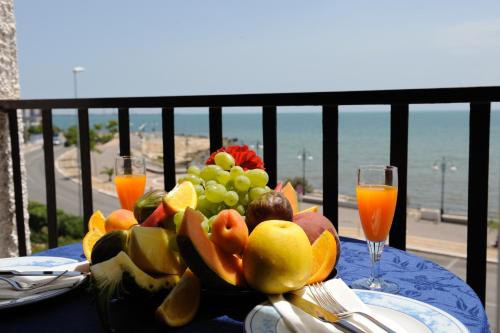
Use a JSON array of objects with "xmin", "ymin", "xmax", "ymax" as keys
[{"xmin": 52, "ymin": 108, "xmax": 500, "ymax": 217}]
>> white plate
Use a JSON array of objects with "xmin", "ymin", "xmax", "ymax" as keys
[
  {"xmin": 0, "ymin": 256, "xmax": 88, "ymax": 310},
  {"xmin": 245, "ymin": 289, "xmax": 469, "ymax": 333}
]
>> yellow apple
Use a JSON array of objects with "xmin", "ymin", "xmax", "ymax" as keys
[{"xmin": 242, "ymin": 220, "xmax": 313, "ymax": 294}]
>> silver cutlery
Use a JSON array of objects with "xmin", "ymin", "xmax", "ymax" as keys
[
  {"xmin": 0, "ymin": 270, "xmax": 87, "ymax": 277},
  {"xmin": 0, "ymin": 271, "xmax": 68, "ymax": 291},
  {"xmin": 309, "ymin": 282, "xmax": 397, "ymax": 333}
]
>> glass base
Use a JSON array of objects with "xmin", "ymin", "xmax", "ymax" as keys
[{"xmin": 351, "ymin": 277, "xmax": 400, "ymax": 294}]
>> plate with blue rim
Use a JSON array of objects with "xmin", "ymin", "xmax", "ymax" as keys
[
  {"xmin": 244, "ymin": 289, "xmax": 469, "ymax": 333},
  {"xmin": 0, "ymin": 256, "xmax": 88, "ymax": 310}
]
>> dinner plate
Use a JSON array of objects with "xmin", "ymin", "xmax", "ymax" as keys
[
  {"xmin": 244, "ymin": 289, "xmax": 469, "ymax": 333},
  {"xmin": 0, "ymin": 256, "xmax": 88, "ymax": 310}
]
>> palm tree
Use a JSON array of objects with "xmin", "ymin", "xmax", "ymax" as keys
[{"xmin": 100, "ymin": 167, "xmax": 114, "ymax": 182}]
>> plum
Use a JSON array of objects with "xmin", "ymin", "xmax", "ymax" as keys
[{"xmin": 245, "ymin": 192, "xmax": 293, "ymax": 231}]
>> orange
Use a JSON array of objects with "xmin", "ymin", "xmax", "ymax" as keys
[
  {"xmin": 88, "ymin": 210, "xmax": 106, "ymax": 234},
  {"xmin": 163, "ymin": 182, "xmax": 197, "ymax": 215},
  {"xmin": 105, "ymin": 209, "xmax": 138, "ymax": 232},
  {"xmin": 82, "ymin": 230, "xmax": 103, "ymax": 261},
  {"xmin": 155, "ymin": 269, "xmax": 201, "ymax": 327},
  {"xmin": 307, "ymin": 230, "xmax": 337, "ymax": 284}
]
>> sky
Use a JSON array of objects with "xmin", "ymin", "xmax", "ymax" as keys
[{"xmin": 13, "ymin": 1, "xmax": 500, "ymax": 100}]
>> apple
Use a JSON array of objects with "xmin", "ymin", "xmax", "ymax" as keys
[
  {"xmin": 242, "ymin": 220, "xmax": 312, "ymax": 294},
  {"xmin": 293, "ymin": 212, "xmax": 338, "ymax": 244}
]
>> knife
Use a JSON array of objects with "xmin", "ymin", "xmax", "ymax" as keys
[
  {"xmin": 0, "ymin": 270, "xmax": 87, "ymax": 277},
  {"xmin": 284, "ymin": 293, "xmax": 367, "ymax": 333}
]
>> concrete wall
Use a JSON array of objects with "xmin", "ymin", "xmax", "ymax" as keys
[{"xmin": 0, "ymin": 0, "xmax": 30, "ymax": 257}]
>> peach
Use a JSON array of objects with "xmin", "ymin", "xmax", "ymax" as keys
[
  {"xmin": 105, "ymin": 209, "xmax": 138, "ymax": 232},
  {"xmin": 210, "ymin": 209, "xmax": 249, "ymax": 255}
]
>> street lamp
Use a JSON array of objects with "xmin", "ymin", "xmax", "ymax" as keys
[
  {"xmin": 432, "ymin": 156, "xmax": 457, "ymax": 216},
  {"xmin": 73, "ymin": 66, "xmax": 85, "ymax": 217},
  {"xmin": 297, "ymin": 148, "xmax": 313, "ymax": 195}
]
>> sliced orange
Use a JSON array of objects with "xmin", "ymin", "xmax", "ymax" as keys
[
  {"xmin": 163, "ymin": 181, "xmax": 197, "ymax": 215},
  {"xmin": 82, "ymin": 230, "xmax": 103, "ymax": 261},
  {"xmin": 308, "ymin": 230, "xmax": 337, "ymax": 284},
  {"xmin": 155, "ymin": 269, "xmax": 201, "ymax": 327},
  {"xmin": 296, "ymin": 205, "xmax": 318, "ymax": 215},
  {"xmin": 88, "ymin": 210, "xmax": 106, "ymax": 234}
]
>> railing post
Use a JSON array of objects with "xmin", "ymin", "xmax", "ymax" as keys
[
  {"xmin": 209, "ymin": 107, "xmax": 223, "ymax": 153},
  {"xmin": 322, "ymin": 105, "xmax": 339, "ymax": 229},
  {"xmin": 41, "ymin": 109, "xmax": 58, "ymax": 248},
  {"xmin": 262, "ymin": 106, "xmax": 277, "ymax": 189},
  {"xmin": 389, "ymin": 104, "xmax": 409, "ymax": 250},
  {"xmin": 78, "ymin": 108, "xmax": 93, "ymax": 232},
  {"xmin": 162, "ymin": 107, "xmax": 176, "ymax": 190},
  {"xmin": 466, "ymin": 102, "xmax": 490, "ymax": 305},
  {"xmin": 118, "ymin": 108, "xmax": 130, "ymax": 156},
  {"xmin": 7, "ymin": 109, "xmax": 27, "ymax": 256}
]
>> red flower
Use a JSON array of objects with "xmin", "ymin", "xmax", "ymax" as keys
[{"xmin": 206, "ymin": 145, "xmax": 265, "ymax": 170}]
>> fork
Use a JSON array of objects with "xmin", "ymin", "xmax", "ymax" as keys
[
  {"xmin": 0, "ymin": 271, "xmax": 67, "ymax": 291},
  {"xmin": 309, "ymin": 282, "xmax": 397, "ymax": 333}
]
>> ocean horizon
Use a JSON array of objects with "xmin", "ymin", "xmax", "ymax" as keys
[{"xmin": 50, "ymin": 109, "xmax": 500, "ymax": 217}]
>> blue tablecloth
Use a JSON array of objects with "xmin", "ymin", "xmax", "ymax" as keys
[{"xmin": 0, "ymin": 238, "xmax": 490, "ymax": 333}]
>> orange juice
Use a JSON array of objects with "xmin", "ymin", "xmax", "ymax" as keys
[
  {"xmin": 114, "ymin": 174, "xmax": 146, "ymax": 211},
  {"xmin": 356, "ymin": 185, "xmax": 398, "ymax": 242}
]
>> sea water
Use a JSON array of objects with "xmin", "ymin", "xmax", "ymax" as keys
[{"xmin": 52, "ymin": 109, "xmax": 500, "ymax": 217}]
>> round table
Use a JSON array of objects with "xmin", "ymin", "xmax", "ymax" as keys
[{"xmin": 0, "ymin": 238, "xmax": 490, "ymax": 333}]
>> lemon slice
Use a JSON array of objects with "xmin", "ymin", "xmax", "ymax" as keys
[
  {"xmin": 155, "ymin": 269, "xmax": 201, "ymax": 327},
  {"xmin": 164, "ymin": 181, "xmax": 197, "ymax": 214}
]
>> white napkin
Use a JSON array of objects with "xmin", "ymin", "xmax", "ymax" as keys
[
  {"xmin": 0, "ymin": 261, "xmax": 89, "ymax": 300},
  {"xmin": 269, "ymin": 279, "xmax": 407, "ymax": 333}
]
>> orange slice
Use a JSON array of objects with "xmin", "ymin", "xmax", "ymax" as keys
[
  {"xmin": 82, "ymin": 230, "xmax": 103, "ymax": 261},
  {"xmin": 155, "ymin": 269, "xmax": 201, "ymax": 327},
  {"xmin": 296, "ymin": 205, "xmax": 318, "ymax": 215},
  {"xmin": 88, "ymin": 210, "xmax": 106, "ymax": 234},
  {"xmin": 163, "ymin": 181, "xmax": 197, "ymax": 215},
  {"xmin": 308, "ymin": 230, "xmax": 337, "ymax": 284}
]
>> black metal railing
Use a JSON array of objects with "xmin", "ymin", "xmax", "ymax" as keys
[{"xmin": 1, "ymin": 86, "xmax": 500, "ymax": 305}]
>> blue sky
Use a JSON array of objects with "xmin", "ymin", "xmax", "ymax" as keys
[{"xmin": 14, "ymin": 1, "xmax": 500, "ymax": 99}]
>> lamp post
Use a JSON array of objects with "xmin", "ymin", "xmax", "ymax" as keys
[
  {"xmin": 73, "ymin": 66, "xmax": 85, "ymax": 217},
  {"xmin": 432, "ymin": 156, "xmax": 457, "ymax": 216},
  {"xmin": 297, "ymin": 148, "xmax": 313, "ymax": 195}
]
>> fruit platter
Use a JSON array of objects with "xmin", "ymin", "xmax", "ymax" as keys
[{"xmin": 83, "ymin": 145, "xmax": 341, "ymax": 330}]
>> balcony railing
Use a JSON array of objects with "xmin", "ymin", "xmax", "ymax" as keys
[{"xmin": 1, "ymin": 86, "xmax": 500, "ymax": 304}]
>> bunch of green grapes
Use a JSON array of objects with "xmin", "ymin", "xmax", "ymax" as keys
[{"xmin": 174, "ymin": 152, "xmax": 270, "ymax": 232}]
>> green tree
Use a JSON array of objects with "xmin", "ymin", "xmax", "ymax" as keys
[
  {"xmin": 106, "ymin": 120, "xmax": 118, "ymax": 134},
  {"xmin": 63, "ymin": 125, "xmax": 100, "ymax": 151}
]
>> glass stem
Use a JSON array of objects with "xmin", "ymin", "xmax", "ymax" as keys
[{"xmin": 367, "ymin": 240, "xmax": 385, "ymax": 289}]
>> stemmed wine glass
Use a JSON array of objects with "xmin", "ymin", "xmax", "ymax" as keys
[
  {"xmin": 114, "ymin": 156, "xmax": 146, "ymax": 211},
  {"xmin": 351, "ymin": 165, "xmax": 399, "ymax": 293}
]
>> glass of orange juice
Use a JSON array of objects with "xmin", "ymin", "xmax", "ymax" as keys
[
  {"xmin": 114, "ymin": 156, "xmax": 146, "ymax": 211},
  {"xmin": 351, "ymin": 165, "xmax": 399, "ymax": 293}
]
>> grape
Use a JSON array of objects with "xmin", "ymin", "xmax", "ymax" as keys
[
  {"xmin": 224, "ymin": 191, "xmax": 239, "ymax": 206},
  {"xmin": 177, "ymin": 176, "xmax": 186, "ymax": 184},
  {"xmin": 214, "ymin": 152, "xmax": 235, "ymax": 170},
  {"xmin": 225, "ymin": 180, "xmax": 235, "ymax": 192},
  {"xmin": 264, "ymin": 186, "xmax": 271, "ymax": 192},
  {"xmin": 200, "ymin": 165, "xmax": 222, "ymax": 181},
  {"xmin": 246, "ymin": 169, "xmax": 269, "ymax": 187},
  {"xmin": 201, "ymin": 216, "xmax": 210, "ymax": 233},
  {"xmin": 229, "ymin": 166, "xmax": 244, "ymax": 180},
  {"xmin": 208, "ymin": 215, "xmax": 217, "ymax": 229},
  {"xmin": 187, "ymin": 165, "xmax": 201, "ymax": 176},
  {"xmin": 197, "ymin": 194, "xmax": 209, "ymax": 211},
  {"xmin": 205, "ymin": 183, "xmax": 226, "ymax": 203},
  {"xmin": 249, "ymin": 187, "xmax": 267, "ymax": 201},
  {"xmin": 235, "ymin": 204, "xmax": 245, "ymax": 216},
  {"xmin": 216, "ymin": 170, "xmax": 230, "ymax": 185},
  {"xmin": 194, "ymin": 184, "xmax": 204, "ymax": 196},
  {"xmin": 205, "ymin": 180, "xmax": 217, "ymax": 187},
  {"xmin": 184, "ymin": 174, "xmax": 202, "ymax": 185},
  {"xmin": 234, "ymin": 175, "xmax": 251, "ymax": 192},
  {"xmin": 173, "ymin": 211, "xmax": 185, "ymax": 233},
  {"xmin": 238, "ymin": 192, "xmax": 250, "ymax": 206}
]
